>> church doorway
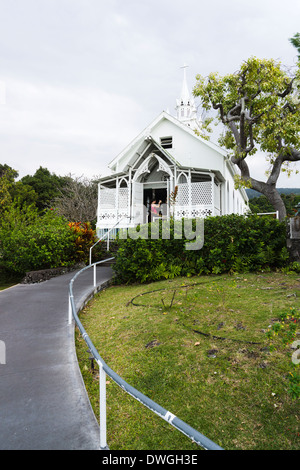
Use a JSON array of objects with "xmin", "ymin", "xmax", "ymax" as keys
[{"xmin": 144, "ymin": 187, "xmax": 168, "ymax": 222}]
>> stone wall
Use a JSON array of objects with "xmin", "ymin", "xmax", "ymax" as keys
[{"xmin": 21, "ymin": 263, "xmax": 85, "ymax": 284}]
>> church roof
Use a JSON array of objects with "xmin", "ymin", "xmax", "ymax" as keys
[{"xmin": 108, "ymin": 110, "xmax": 227, "ymax": 173}]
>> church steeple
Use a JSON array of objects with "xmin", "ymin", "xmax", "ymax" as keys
[{"xmin": 175, "ymin": 64, "xmax": 201, "ymax": 131}]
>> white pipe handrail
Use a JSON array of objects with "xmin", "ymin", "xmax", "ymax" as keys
[
  {"xmin": 89, "ymin": 217, "xmax": 130, "ymax": 265},
  {"xmin": 256, "ymin": 211, "xmax": 279, "ymax": 219},
  {"xmin": 68, "ymin": 260, "xmax": 223, "ymax": 451}
]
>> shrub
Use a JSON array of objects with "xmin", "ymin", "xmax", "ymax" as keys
[
  {"xmin": 0, "ymin": 205, "xmax": 78, "ymax": 275},
  {"xmin": 0, "ymin": 202, "xmax": 108, "ymax": 276},
  {"xmin": 68, "ymin": 221, "xmax": 104, "ymax": 263},
  {"xmin": 113, "ymin": 215, "xmax": 287, "ymax": 284}
]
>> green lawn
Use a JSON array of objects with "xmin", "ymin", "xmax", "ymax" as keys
[
  {"xmin": 0, "ymin": 270, "xmax": 20, "ymax": 290},
  {"xmin": 75, "ymin": 271, "xmax": 300, "ymax": 450},
  {"xmin": 0, "ymin": 281, "xmax": 18, "ymax": 291}
]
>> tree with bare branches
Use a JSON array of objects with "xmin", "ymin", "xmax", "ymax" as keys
[{"xmin": 53, "ymin": 174, "xmax": 100, "ymax": 223}]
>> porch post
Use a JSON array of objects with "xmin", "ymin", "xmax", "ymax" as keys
[
  {"xmin": 188, "ymin": 169, "xmax": 192, "ymax": 217},
  {"xmin": 211, "ymin": 173, "xmax": 215, "ymax": 216},
  {"xmin": 128, "ymin": 168, "xmax": 132, "ymax": 222},
  {"xmin": 97, "ymin": 183, "xmax": 101, "ymax": 225},
  {"xmin": 116, "ymin": 177, "xmax": 119, "ymax": 221}
]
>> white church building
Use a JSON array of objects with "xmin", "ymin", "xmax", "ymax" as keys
[{"xmin": 96, "ymin": 68, "xmax": 249, "ymax": 237}]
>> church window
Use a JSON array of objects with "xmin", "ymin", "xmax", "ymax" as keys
[{"xmin": 160, "ymin": 136, "xmax": 173, "ymax": 149}]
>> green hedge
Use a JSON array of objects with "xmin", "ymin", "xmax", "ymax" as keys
[
  {"xmin": 113, "ymin": 215, "xmax": 288, "ymax": 284},
  {"xmin": 0, "ymin": 205, "xmax": 77, "ymax": 275},
  {"xmin": 0, "ymin": 205, "xmax": 106, "ymax": 276}
]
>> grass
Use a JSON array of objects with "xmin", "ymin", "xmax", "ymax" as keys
[
  {"xmin": 75, "ymin": 271, "xmax": 300, "ymax": 450},
  {"xmin": 0, "ymin": 283, "xmax": 16, "ymax": 291},
  {"xmin": 0, "ymin": 269, "xmax": 20, "ymax": 290}
]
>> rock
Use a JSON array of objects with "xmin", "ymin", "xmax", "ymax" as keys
[
  {"xmin": 207, "ymin": 349, "xmax": 218, "ymax": 358},
  {"xmin": 145, "ymin": 339, "xmax": 161, "ymax": 349},
  {"xmin": 258, "ymin": 362, "xmax": 268, "ymax": 369}
]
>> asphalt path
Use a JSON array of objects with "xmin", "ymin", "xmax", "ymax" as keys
[{"xmin": 0, "ymin": 265, "xmax": 113, "ymax": 450}]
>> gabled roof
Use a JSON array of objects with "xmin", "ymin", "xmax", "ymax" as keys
[{"xmin": 108, "ymin": 110, "xmax": 228, "ymax": 173}]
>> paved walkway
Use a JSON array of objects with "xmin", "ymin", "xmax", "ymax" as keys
[{"xmin": 0, "ymin": 265, "xmax": 113, "ymax": 450}]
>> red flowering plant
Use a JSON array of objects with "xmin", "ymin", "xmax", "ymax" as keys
[{"xmin": 68, "ymin": 221, "xmax": 103, "ymax": 264}]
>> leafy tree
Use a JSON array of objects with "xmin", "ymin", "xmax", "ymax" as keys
[
  {"xmin": 250, "ymin": 193, "xmax": 300, "ymax": 217},
  {"xmin": 193, "ymin": 57, "xmax": 300, "ymax": 221},
  {"xmin": 1, "ymin": 164, "xmax": 100, "ymax": 223},
  {"xmin": 0, "ymin": 164, "xmax": 16, "ymax": 211},
  {"xmin": 9, "ymin": 181, "xmax": 38, "ymax": 208},
  {"xmin": 0, "ymin": 164, "xmax": 18, "ymax": 179},
  {"xmin": 289, "ymin": 32, "xmax": 300, "ymax": 60},
  {"xmin": 249, "ymin": 196, "xmax": 275, "ymax": 215},
  {"xmin": 0, "ymin": 164, "xmax": 38, "ymax": 212},
  {"xmin": 21, "ymin": 166, "xmax": 70, "ymax": 211}
]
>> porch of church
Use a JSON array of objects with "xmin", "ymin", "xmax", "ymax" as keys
[{"xmin": 96, "ymin": 172, "xmax": 222, "ymax": 239}]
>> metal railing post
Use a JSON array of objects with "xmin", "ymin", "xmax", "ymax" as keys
[
  {"xmin": 89, "ymin": 217, "xmax": 130, "ymax": 265},
  {"xmin": 68, "ymin": 294, "xmax": 73, "ymax": 325},
  {"xmin": 93, "ymin": 264, "xmax": 97, "ymax": 287},
  {"xmin": 98, "ymin": 360, "xmax": 108, "ymax": 449}
]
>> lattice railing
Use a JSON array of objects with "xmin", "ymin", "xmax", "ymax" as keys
[
  {"xmin": 175, "ymin": 181, "xmax": 214, "ymax": 218},
  {"xmin": 174, "ymin": 205, "xmax": 213, "ymax": 219},
  {"xmin": 177, "ymin": 183, "xmax": 189, "ymax": 206},
  {"xmin": 98, "ymin": 181, "xmax": 216, "ymax": 227},
  {"xmin": 192, "ymin": 181, "xmax": 212, "ymax": 205},
  {"xmin": 98, "ymin": 186, "xmax": 129, "ymax": 226},
  {"xmin": 118, "ymin": 188, "xmax": 129, "ymax": 210},
  {"xmin": 177, "ymin": 182, "xmax": 213, "ymax": 207}
]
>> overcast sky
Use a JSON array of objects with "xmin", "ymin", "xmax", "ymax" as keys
[{"xmin": 1, "ymin": 0, "xmax": 300, "ymax": 187}]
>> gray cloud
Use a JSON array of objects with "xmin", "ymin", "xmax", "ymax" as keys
[{"xmin": 0, "ymin": 0, "xmax": 299, "ymax": 186}]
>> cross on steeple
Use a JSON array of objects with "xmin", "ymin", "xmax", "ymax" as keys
[{"xmin": 179, "ymin": 64, "xmax": 190, "ymax": 104}]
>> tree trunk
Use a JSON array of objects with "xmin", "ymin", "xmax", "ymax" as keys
[
  {"xmin": 245, "ymin": 179, "xmax": 286, "ymax": 220},
  {"xmin": 259, "ymin": 184, "xmax": 287, "ymax": 221},
  {"xmin": 232, "ymin": 157, "xmax": 287, "ymax": 221}
]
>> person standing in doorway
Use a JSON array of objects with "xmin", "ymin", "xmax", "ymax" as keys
[{"xmin": 151, "ymin": 200, "xmax": 161, "ymax": 221}]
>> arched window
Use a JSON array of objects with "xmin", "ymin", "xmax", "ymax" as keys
[
  {"xmin": 177, "ymin": 172, "xmax": 188, "ymax": 184},
  {"xmin": 118, "ymin": 177, "xmax": 128, "ymax": 188}
]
